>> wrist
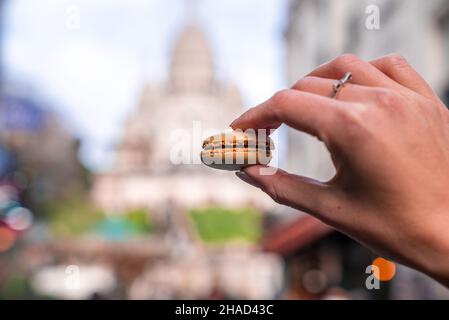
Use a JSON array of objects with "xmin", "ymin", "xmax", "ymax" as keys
[{"xmin": 414, "ymin": 218, "xmax": 449, "ymax": 286}]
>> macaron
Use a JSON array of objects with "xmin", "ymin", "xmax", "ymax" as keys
[{"xmin": 201, "ymin": 131, "xmax": 274, "ymax": 171}]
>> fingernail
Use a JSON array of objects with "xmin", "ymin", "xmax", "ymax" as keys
[{"xmin": 235, "ymin": 171, "xmax": 260, "ymax": 188}]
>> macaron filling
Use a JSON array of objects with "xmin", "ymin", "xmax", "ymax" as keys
[{"xmin": 201, "ymin": 132, "xmax": 274, "ymax": 170}]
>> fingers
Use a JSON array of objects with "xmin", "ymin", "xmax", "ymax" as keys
[
  {"xmin": 369, "ymin": 54, "xmax": 438, "ymax": 101},
  {"xmin": 230, "ymin": 89, "xmax": 352, "ymax": 140},
  {"xmin": 237, "ymin": 165, "xmax": 345, "ymax": 226},
  {"xmin": 291, "ymin": 76, "xmax": 388, "ymax": 103},
  {"xmin": 307, "ymin": 54, "xmax": 404, "ymax": 90}
]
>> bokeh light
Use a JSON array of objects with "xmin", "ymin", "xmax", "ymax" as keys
[
  {"xmin": 0, "ymin": 199, "xmax": 19, "ymax": 216},
  {"xmin": 302, "ymin": 269, "xmax": 328, "ymax": 294},
  {"xmin": 0, "ymin": 225, "xmax": 16, "ymax": 252},
  {"xmin": 5, "ymin": 207, "xmax": 33, "ymax": 231},
  {"xmin": 0, "ymin": 185, "xmax": 19, "ymax": 202},
  {"xmin": 372, "ymin": 257, "xmax": 396, "ymax": 282}
]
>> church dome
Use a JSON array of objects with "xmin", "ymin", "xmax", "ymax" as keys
[{"xmin": 169, "ymin": 23, "xmax": 215, "ymax": 93}]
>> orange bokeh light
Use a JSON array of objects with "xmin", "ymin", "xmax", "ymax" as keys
[
  {"xmin": 0, "ymin": 226, "xmax": 16, "ymax": 252},
  {"xmin": 372, "ymin": 257, "xmax": 396, "ymax": 281}
]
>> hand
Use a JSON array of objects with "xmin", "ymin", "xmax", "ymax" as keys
[{"xmin": 231, "ymin": 54, "xmax": 449, "ymax": 286}]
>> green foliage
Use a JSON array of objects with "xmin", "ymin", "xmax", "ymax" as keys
[
  {"xmin": 189, "ymin": 207, "xmax": 262, "ymax": 244},
  {"xmin": 45, "ymin": 196, "xmax": 104, "ymax": 237},
  {"xmin": 0, "ymin": 274, "xmax": 34, "ymax": 299},
  {"xmin": 45, "ymin": 196, "xmax": 152, "ymax": 238},
  {"xmin": 126, "ymin": 209, "xmax": 153, "ymax": 233}
]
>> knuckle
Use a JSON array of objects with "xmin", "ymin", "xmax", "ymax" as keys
[
  {"xmin": 336, "ymin": 105, "xmax": 368, "ymax": 136},
  {"xmin": 385, "ymin": 53, "xmax": 409, "ymax": 68},
  {"xmin": 267, "ymin": 184, "xmax": 283, "ymax": 204},
  {"xmin": 333, "ymin": 53, "xmax": 360, "ymax": 69},
  {"xmin": 292, "ymin": 76, "xmax": 317, "ymax": 91},
  {"xmin": 270, "ymin": 89, "xmax": 292, "ymax": 119},
  {"xmin": 265, "ymin": 175, "xmax": 288, "ymax": 205},
  {"xmin": 338, "ymin": 105, "xmax": 377, "ymax": 142},
  {"xmin": 271, "ymin": 89, "xmax": 291, "ymax": 105},
  {"xmin": 339, "ymin": 107, "xmax": 363, "ymax": 127},
  {"xmin": 374, "ymin": 89, "xmax": 401, "ymax": 107}
]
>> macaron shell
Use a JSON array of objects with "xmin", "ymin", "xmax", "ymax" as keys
[
  {"xmin": 200, "ymin": 148, "xmax": 272, "ymax": 171},
  {"xmin": 202, "ymin": 131, "xmax": 274, "ymax": 150}
]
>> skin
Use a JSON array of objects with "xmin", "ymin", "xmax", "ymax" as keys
[{"xmin": 231, "ymin": 54, "xmax": 449, "ymax": 286}]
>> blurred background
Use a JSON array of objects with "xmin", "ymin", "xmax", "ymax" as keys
[{"xmin": 1, "ymin": 0, "xmax": 449, "ymax": 300}]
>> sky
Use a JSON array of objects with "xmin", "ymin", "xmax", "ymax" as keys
[{"xmin": 2, "ymin": 0, "xmax": 288, "ymax": 170}]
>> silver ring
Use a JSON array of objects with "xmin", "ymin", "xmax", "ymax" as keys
[{"xmin": 332, "ymin": 72, "xmax": 352, "ymax": 98}]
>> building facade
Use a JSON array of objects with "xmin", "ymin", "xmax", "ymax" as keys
[
  {"xmin": 87, "ymin": 23, "xmax": 285, "ymax": 300},
  {"xmin": 92, "ymin": 23, "xmax": 275, "ymax": 215}
]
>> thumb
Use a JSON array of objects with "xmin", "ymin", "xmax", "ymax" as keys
[{"xmin": 237, "ymin": 165, "xmax": 342, "ymax": 224}]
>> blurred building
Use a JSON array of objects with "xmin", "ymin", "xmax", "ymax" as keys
[
  {"xmin": 88, "ymin": 22, "xmax": 283, "ymax": 300},
  {"xmin": 264, "ymin": 216, "xmax": 389, "ymax": 299},
  {"xmin": 282, "ymin": 0, "xmax": 449, "ymax": 299},
  {"xmin": 92, "ymin": 23, "xmax": 275, "ymax": 215}
]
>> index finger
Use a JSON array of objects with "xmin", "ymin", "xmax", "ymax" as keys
[{"xmin": 230, "ymin": 89, "xmax": 351, "ymax": 140}]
